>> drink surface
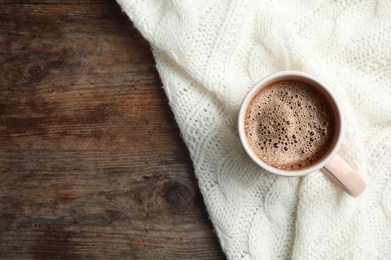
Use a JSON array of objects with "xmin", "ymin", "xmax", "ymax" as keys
[{"xmin": 245, "ymin": 80, "xmax": 335, "ymax": 170}]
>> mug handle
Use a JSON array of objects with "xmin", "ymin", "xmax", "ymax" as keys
[{"xmin": 320, "ymin": 154, "xmax": 367, "ymax": 197}]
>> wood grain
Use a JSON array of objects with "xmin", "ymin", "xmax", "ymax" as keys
[
  {"xmin": 0, "ymin": 2, "xmax": 225, "ymax": 259},
  {"xmin": 0, "ymin": 3, "xmax": 181, "ymax": 151},
  {"xmin": 0, "ymin": 1, "xmax": 112, "ymax": 4}
]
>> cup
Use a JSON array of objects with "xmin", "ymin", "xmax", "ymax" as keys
[{"xmin": 238, "ymin": 70, "xmax": 366, "ymax": 197}]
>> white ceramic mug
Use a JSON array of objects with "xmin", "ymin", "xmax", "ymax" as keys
[{"xmin": 238, "ymin": 70, "xmax": 366, "ymax": 197}]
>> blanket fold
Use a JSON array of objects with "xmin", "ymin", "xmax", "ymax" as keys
[{"xmin": 117, "ymin": 0, "xmax": 391, "ymax": 259}]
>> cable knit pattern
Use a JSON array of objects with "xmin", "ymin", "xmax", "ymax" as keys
[{"xmin": 116, "ymin": 0, "xmax": 391, "ymax": 259}]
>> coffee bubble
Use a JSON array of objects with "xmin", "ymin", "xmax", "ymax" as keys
[{"xmin": 245, "ymin": 80, "xmax": 335, "ymax": 170}]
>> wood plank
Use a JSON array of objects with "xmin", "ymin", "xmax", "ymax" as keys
[
  {"xmin": 0, "ymin": 150, "xmax": 222, "ymax": 259},
  {"xmin": 0, "ymin": 2, "xmax": 225, "ymax": 259},
  {"xmin": 0, "ymin": 0, "xmax": 112, "ymax": 4},
  {"xmin": 0, "ymin": 3, "xmax": 182, "ymax": 151}
]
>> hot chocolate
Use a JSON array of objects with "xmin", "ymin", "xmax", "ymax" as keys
[{"xmin": 244, "ymin": 80, "xmax": 335, "ymax": 170}]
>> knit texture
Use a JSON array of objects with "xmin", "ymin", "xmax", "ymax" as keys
[{"xmin": 117, "ymin": 0, "xmax": 391, "ymax": 259}]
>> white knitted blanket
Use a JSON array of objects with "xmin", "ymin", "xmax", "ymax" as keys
[{"xmin": 117, "ymin": 1, "xmax": 391, "ymax": 259}]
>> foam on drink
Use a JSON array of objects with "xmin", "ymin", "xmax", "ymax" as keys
[{"xmin": 244, "ymin": 80, "xmax": 335, "ymax": 170}]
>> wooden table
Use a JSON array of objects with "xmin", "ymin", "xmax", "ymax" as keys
[{"xmin": 0, "ymin": 1, "xmax": 225, "ymax": 258}]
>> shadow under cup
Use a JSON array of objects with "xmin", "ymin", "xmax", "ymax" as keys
[{"xmin": 238, "ymin": 71, "xmax": 343, "ymax": 178}]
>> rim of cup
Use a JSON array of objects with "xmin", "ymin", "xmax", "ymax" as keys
[{"xmin": 238, "ymin": 70, "xmax": 344, "ymax": 177}]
